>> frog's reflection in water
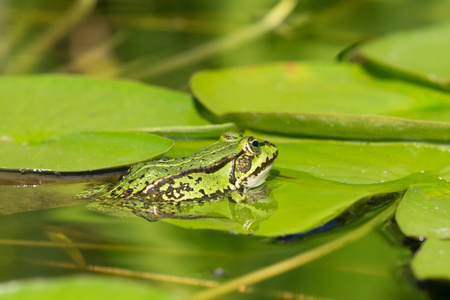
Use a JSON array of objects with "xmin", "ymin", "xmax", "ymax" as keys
[{"xmin": 87, "ymin": 192, "xmax": 278, "ymax": 235}]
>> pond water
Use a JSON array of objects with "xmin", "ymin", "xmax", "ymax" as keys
[{"xmin": 0, "ymin": 171, "xmax": 430, "ymax": 300}]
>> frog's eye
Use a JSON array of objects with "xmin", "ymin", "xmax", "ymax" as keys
[{"xmin": 246, "ymin": 138, "xmax": 260, "ymax": 154}]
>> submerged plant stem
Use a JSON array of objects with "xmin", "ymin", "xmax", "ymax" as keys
[
  {"xmin": 28, "ymin": 259, "xmax": 325, "ymax": 299},
  {"xmin": 192, "ymin": 203, "xmax": 398, "ymax": 300},
  {"xmin": 129, "ymin": 0, "xmax": 299, "ymax": 80},
  {"xmin": 27, "ymin": 259, "xmax": 219, "ymax": 288}
]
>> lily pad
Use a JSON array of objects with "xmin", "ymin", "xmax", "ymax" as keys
[
  {"xmin": 396, "ymin": 183, "xmax": 450, "ymax": 240},
  {"xmin": 0, "ymin": 132, "xmax": 173, "ymax": 172},
  {"xmin": 165, "ymin": 167, "xmax": 407, "ymax": 236},
  {"xmin": 355, "ymin": 22, "xmax": 450, "ymax": 91},
  {"xmin": 0, "ymin": 75, "xmax": 209, "ymax": 144},
  {"xmin": 0, "ymin": 75, "xmax": 215, "ymax": 172},
  {"xmin": 256, "ymin": 168, "xmax": 406, "ymax": 236},
  {"xmin": 411, "ymin": 238, "xmax": 450, "ymax": 280},
  {"xmin": 266, "ymin": 135, "xmax": 450, "ymax": 185},
  {"xmin": 156, "ymin": 135, "xmax": 450, "ymax": 236},
  {"xmin": 191, "ymin": 62, "xmax": 450, "ymax": 141}
]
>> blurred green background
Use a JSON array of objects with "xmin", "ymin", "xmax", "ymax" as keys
[
  {"xmin": 1, "ymin": 1, "xmax": 449, "ymax": 299},
  {"xmin": 2, "ymin": 0, "xmax": 450, "ymax": 87}
]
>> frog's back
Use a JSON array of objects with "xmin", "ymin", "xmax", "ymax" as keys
[{"xmin": 101, "ymin": 139, "xmax": 242, "ymax": 200}]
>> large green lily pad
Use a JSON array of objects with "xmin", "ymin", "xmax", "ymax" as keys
[
  {"xmin": 0, "ymin": 75, "xmax": 208, "ymax": 143},
  {"xmin": 160, "ymin": 135, "xmax": 450, "ymax": 237},
  {"xmin": 268, "ymin": 135, "xmax": 450, "ymax": 184},
  {"xmin": 356, "ymin": 22, "xmax": 450, "ymax": 91},
  {"xmin": 191, "ymin": 62, "xmax": 450, "ymax": 140},
  {"xmin": 0, "ymin": 75, "xmax": 211, "ymax": 171},
  {"xmin": 0, "ymin": 132, "xmax": 173, "ymax": 171}
]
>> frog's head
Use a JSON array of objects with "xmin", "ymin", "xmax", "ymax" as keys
[{"xmin": 233, "ymin": 135, "xmax": 278, "ymax": 191}]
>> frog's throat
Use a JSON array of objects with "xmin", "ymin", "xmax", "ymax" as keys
[
  {"xmin": 245, "ymin": 162, "xmax": 274, "ymax": 189},
  {"xmin": 141, "ymin": 150, "xmax": 245, "ymax": 195},
  {"xmin": 234, "ymin": 149, "xmax": 278, "ymax": 191}
]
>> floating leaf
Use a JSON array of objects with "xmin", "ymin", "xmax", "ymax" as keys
[
  {"xmin": 396, "ymin": 183, "xmax": 450, "ymax": 240},
  {"xmin": 267, "ymin": 135, "xmax": 450, "ymax": 184},
  {"xmin": 256, "ymin": 168, "xmax": 405, "ymax": 236},
  {"xmin": 411, "ymin": 238, "xmax": 450, "ymax": 280},
  {"xmin": 191, "ymin": 62, "xmax": 450, "ymax": 140},
  {"xmin": 165, "ymin": 168, "xmax": 406, "ymax": 236},
  {"xmin": 0, "ymin": 75, "xmax": 208, "ymax": 143},
  {"xmin": 0, "ymin": 75, "xmax": 212, "ymax": 172},
  {"xmin": 159, "ymin": 135, "xmax": 450, "ymax": 236},
  {"xmin": 355, "ymin": 22, "xmax": 450, "ymax": 91},
  {"xmin": 0, "ymin": 132, "xmax": 173, "ymax": 172}
]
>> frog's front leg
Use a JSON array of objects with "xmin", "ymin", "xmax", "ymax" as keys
[{"xmin": 228, "ymin": 185, "xmax": 273, "ymax": 203}]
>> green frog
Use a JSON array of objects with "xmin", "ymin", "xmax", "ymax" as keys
[{"xmin": 85, "ymin": 131, "xmax": 278, "ymax": 220}]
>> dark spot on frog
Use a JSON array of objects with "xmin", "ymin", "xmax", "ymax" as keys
[
  {"xmin": 120, "ymin": 188, "xmax": 133, "ymax": 198},
  {"xmin": 199, "ymin": 189, "xmax": 206, "ymax": 196},
  {"xmin": 139, "ymin": 174, "xmax": 145, "ymax": 179},
  {"xmin": 187, "ymin": 175, "xmax": 193, "ymax": 179},
  {"xmin": 182, "ymin": 183, "xmax": 193, "ymax": 191},
  {"xmin": 237, "ymin": 157, "xmax": 251, "ymax": 173},
  {"xmin": 195, "ymin": 177, "xmax": 202, "ymax": 185}
]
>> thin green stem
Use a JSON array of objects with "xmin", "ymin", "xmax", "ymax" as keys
[
  {"xmin": 128, "ymin": 0, "xmax": 299, "ymax": 80},
  {"xmin": 3, "ymin": 0, "xmax": 96, "ymax": 75},
  {"xmin": 192, "ymin": 203, "xmax": 397, "ymax": 300},
  {"xmin": 27, "ymin": 259, "xmax": 219, "ymax": 288}
]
